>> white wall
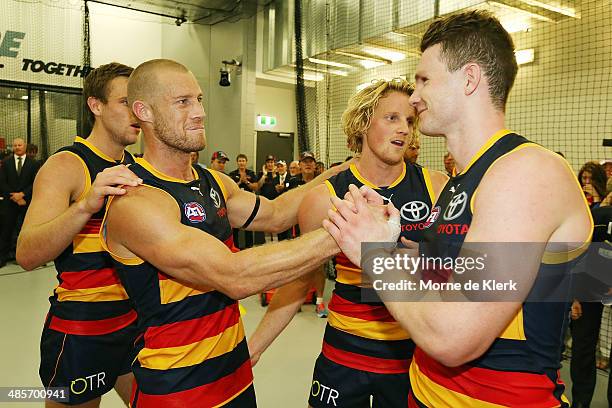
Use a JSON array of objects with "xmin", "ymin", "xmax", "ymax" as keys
[{"xmin": 255, "ymin": 83, "xmax": 297, "ymax": 134}]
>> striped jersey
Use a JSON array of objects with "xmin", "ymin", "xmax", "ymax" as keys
[
  {"xmin": 47, "ymin": 136, "xmax": 136, "ymax": 335},
  {"xmin": 102, "ymin": 158, "xmax": 251, "ymax": 407},
  {"xmin": 409, "ymin": 129, "xmax": 590, "ymax": 407},
  {"xmin": 323, "ymin": 162, "xmax": 437, "ymax": 373}
]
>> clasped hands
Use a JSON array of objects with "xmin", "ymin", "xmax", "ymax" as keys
[{"xmin": 322, "ymin": 184, "xmax": 405, "ymax": 266}]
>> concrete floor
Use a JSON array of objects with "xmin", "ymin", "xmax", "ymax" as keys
[{"xmin": 0, "ymin": 261, "xmax": 609, "ymax": 407}]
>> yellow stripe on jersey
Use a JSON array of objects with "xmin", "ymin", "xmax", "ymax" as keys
[
  {"xmin": 349, "ymin": 162, "xmax": 406, "ymax": 189},
  {"xmin": 542, "ymin": 241, "xmax": 590, "ymax": 265},
  {"xmin": 410, "ymin": 359, "xmax": 505, "ymax": 408},
  {"xmin": 76, "ymin": 136, "xmax": 122, "ymax": 163},
  {"xmin": 336, "ymin": 265, "xmax": 363, "ymax": 286},
  {"xmin": 138, "ymin": 320, "xmax": 245, "ymax": 370},
  {"xmin": 62, "ymin": 150, "xmax": 91, "ymax": 202},
  {"xmin": 159, "ymin": 278, "xmax": 213, "ymax": 304},
  {"xmin": 207, "ymin": 168, "xmax": 228, "ymax": 201},
  {"xmin": 56, "ymin": 284, "xmax": 129, "ymax": 302},
  {"xmin": 421, "ymin": 167, "xmax": 436, "ymax": 205},
  {"xmin": 458, "ymin": 129, "xmax": 511, "ymax": 176},
  {"xmin": 213, "ymin": 382, "xmax": 255, "ymax": 408},
  {"xmin": 328, "ymin": 310, "xmax": 410, "ymax": 341},
  {"xmin": 73, "ymin": 234, "xmax": 104, "ymax": 254},
  {"xmin": 498, "ymin": 308, "xmax": 526, "ymax": 341}
]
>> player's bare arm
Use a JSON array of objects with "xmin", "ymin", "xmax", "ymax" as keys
[
  {"xmin": 104, "ymin": 184, "xmax": 339, "ymax": 300},
  {"xmin": 17, "ymin": 152, "xmax": 141, "ymax": 270},
  {"xmin": 248, "ymin": 183, "xmax": 333, "ymax": 364}
]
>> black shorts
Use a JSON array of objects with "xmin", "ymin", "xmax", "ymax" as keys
[
  {"xmin": 39, "ymin": 321, "xmax": 139, "ymax": 405},
  {"xmin": 308, "ymin": 353, "xmax": 410, "ymax": 408}
]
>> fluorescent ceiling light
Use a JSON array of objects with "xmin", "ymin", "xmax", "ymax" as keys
[
  {"xmin": 517, "ymin": 0, "xmax": 577, "ymax": 18},
  {"xmin": 488, "ymin": 1, "xmax": 553, "ymax": 22},
  {"xmin": 358, "ymin": 60, "xmax": 386, "ymax": 69},
  {"xmin": 356, "ymin": 82, "xmax": 370, "ymax": 91},
  {"xmin": 308, "ymin": 57, "xmax": 352, "ymax": 69},
  {"xmin": 515, "ymin": 48, "xmax": 535, "ymax": 65},
  {"xmin": 333, "ymin": 50, "xmax": 390, "ymax": 64},
  {"xmin": 501, "ymin": 18, "xmax": 532, "ymax": 33},
  {"xmin": 290, "ymin": 64, "xmax": 349, "ymax": 76},
  {"xmin": 362, "ymin": 46, "xmax": 406, "ymax": 62}
]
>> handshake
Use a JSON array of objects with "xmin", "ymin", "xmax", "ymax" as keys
[{"xmin": 322, "ymin": 184, "xmax": 402, "ymax": 265}]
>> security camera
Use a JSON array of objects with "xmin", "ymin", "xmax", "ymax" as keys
[{"xmin": 219, "ymin": 68, "xmax": 231, "ymax": 87}]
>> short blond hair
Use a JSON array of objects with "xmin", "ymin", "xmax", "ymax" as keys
[{"xmin": 342, "ymin": 79, "xmax": 415, "ymax": 153}]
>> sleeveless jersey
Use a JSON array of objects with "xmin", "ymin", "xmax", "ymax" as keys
[
  {"xmin": 102, "ymin": 158, "xmax": 251, "ymax": 407},
  {"xmin": 323, "ymin": 162, "xmax": 437, "ymax": 373},
  {"xmin": 409, "ymin": 129, "xmax": 588, "ymax": 407},
  {"xmin": 47, "ymin": 136, "xmax": 136, "ymax": 335}
]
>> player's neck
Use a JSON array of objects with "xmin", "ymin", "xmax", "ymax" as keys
[
  {"xmin": 87, "ymin": 124, "xmax": 126, "ymax": 160},
  {"xmin": 356, "ymin": 152, "xmax": 404, "ymax": 187},
  {"xmin": 142, "ymin": 137, "xmax": 194, "ymax": 181},
  {"xmin": 445, "ymin": 109, "xmax": 505, "ymax": 174}
]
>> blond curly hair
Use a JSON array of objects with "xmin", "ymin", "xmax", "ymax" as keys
[{"xmin": 342, "ymin": 79, "xmax": 416, "ymax": 153}]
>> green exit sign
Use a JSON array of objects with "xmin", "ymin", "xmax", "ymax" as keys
[{"xmin": 257, "ymin": 115, "xmax": 277, "ymax": 126}]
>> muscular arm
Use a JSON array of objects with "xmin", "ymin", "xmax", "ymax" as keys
[
  {"xmin": 223, "ymin": 164, "xmax": 348, "ymax": 233},
  {"xmin": 248, "ymin": 184, "xmax": 332, "ymax": 362},
  {"xmin": 105, "ymin": 185, "xmax": 339, "ymax": 300},
  {"xmin": 383, "ymin": 148, "xmax": 591, "ymax": 366},
  {"xmin": 16, "ymin": 153, "xmax": 140, "ymax": 270}
]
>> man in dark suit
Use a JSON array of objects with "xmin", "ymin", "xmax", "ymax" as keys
[{"xmin": 0, "ymin": 137, "xmax": 39, "ymax": 266}]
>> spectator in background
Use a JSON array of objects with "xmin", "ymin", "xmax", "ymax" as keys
[
  {"xmin": 578, "ymin": 161, "xmax": 607, "ymax": 207},
  {"xmin": 602, "ymin": 159, "xmax": 612, "ymax": 179},
  {"xmin": 404, "ymin": 133, "xmax": 420, "ymax": 164},
  {"xmin": 26, "ymin": 143, "xmax": 38, "ymax": 160},
  {"xmin": 570, "ymin": 176, "xmax": 612, "ymax": 408},
  {"xmin": 190, "ymin": 150, "xmax": 206, "ymax": 176},
  {"xmin": 228, "ymin": 154, "xmax": 259, "ymax": 249},
  {"xmin": 288, "ymin": 151, "xmax": 327, "ymax": 316},
  {"xmin": 0, "ymin": 138, "xmax": 40, "ymax": 267},
  {"xmin": 315, "ymin": 161, "xmax": 325, "ymax": 176},
  {"xmin": 258, "ymin": 154, "xmax": 279, "ymax": 242},
  {"xmin": 273, "ymin": 160, "xmax": 292, "ymax": 241},
  {"xmin": 210, "ymin": 150, "xmax": 229, "ymax": 173},
  {"xmin": 444, "ymin": 151, "xmax": 455, "ymax": 177},
  {"xmin": 288, "ymin": 160, "xmax": 300, "ymax": 177}
]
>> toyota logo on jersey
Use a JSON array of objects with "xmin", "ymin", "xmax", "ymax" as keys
[
  {"xmin": 184, "ymin": 202, "xmax": 206, "ymax": 223},
  {"xmin": 443, "ymin": 191, "xmax": 468, "ymax": 221},
  {"xmin": 400, "ymin": 201, "xmax": 430, "ymax": 222}
]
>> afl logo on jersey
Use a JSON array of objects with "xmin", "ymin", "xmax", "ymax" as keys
[
  {"xmin": 184, "ymin": 202, "xmax": 206, "ymax": 223},
  {"xmin": 443, "ymin": 191, "xmax": 468, "ymax": 221},
  {"xmin": 400, "ymin": 201, "xmax": 430, "ymax": 222},
  {"xmin": 210, "ymin": 188, "xmax": 221, "ymax": 209},
  {"xmin": 424, "ymin": 206, "xmax": 441, "ymax": 227}
]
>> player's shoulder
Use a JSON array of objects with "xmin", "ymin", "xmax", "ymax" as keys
[{"xmin": 489, "ymin": 143, "xmax": 572, "ymax": 185}]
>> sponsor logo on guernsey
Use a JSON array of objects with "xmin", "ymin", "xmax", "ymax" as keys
[
  {"xmin": 184, "ymin": 202, "xmax": 206, "ymax": 223},
  {"xmin": 400, "ymin": 200, "xmax": 430, "ymax": 222},
  {"xmin": 210, "ymin": 188, "xmax": 221, "ymax": 209},
  {"xmin": 443, "ymin": 191, "xmax": 468, "ymax": 221}
]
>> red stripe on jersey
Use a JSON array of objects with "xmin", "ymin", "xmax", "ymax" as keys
[
  {"xmin": 322, "ymin": 341, "xmax": 411, "ymax": 374},
  {"xmin": 328, "ymin": 293, "xmax": 396, "ymax": 322},
  {"xmin": 48, "ymin": 309, "xmax": 137, "ymax": 335},
  {"xmin": 59, "ymin": 268, "xmax": 121, "ymax": 290},
  {"xmin": 224, "ymin": 236, "xmax": 239, "ymax": 253},
  {"xmin": 134, "ymin": 358, "xmax": 253, "ymax": 408},
  {"xmin": 79, "ymin": 218, "xmax": 103, "ymax": 235},
  {"xmin": 335, "ymin": 251, "xmax": 358, "ymax": 269},
  {"xmin": 144, "ymin": 303, "xmax": 240, "ymax": 349},
  {"xmin": 414, "ymin": 348, "xmax": 562, "ymax": 407}
]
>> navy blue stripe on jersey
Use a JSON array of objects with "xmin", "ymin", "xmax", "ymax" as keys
[
  {"xmin": 132, "ymin": 337, "xmax": 250, "ymax": 395},
  {"xmin": 324, "ymin": 324, "xmax": 415, "ymax": 361}
]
